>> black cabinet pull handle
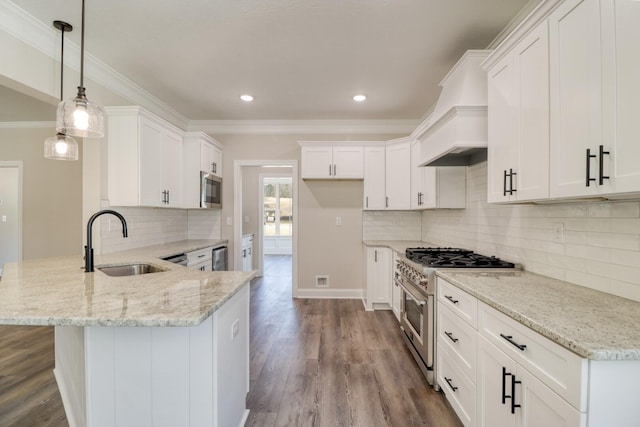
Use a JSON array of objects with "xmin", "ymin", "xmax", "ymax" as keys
[
  {"xmin": 444, "ymin": 377, "xmax": 458, "ymax": 392},
  {"xmin": 500, "ymin": 333, "xmax": 527, "ymax": 351},
  {"xmin": 503, "ymin": 170, "xmax": 508, "ymax": 196},
  {"xmin": 167, "ymin": 190, "xmax": 170, "ymax": 204},
  {"xmin": 385, "ymin": 197, "xmax": 389, "ymax": 208},
  {"xmin": 511, "ymin": 375, "xmax": 521, "ymax": 414},
  {"xmin": 509, "ymin": 168, "xmax": 517, "ymax": 194},
  {"xmin": 444, "ymin": 295, "xmax": 459, "ymax": 304},
  {"xmin": 366, "ymin": 196, "xmax": 368, "ymax": 208},
  {"xmin": 502, "ymin": 367, "xmax": 512, "ymax": 405},
  {"xmin": 599, "ymin": 145, "xmax": 610, "ymax": 185},
  {"xmin": 444, "ymin": 331, "xmax": 458, "ymax": 343},
  {"xmin": 329, "ymin": 164, "xmax": 332, "ymax": 176},
  {"xmin": 586, "ymin": 148, "xmax": 596, "ymax": 187}
]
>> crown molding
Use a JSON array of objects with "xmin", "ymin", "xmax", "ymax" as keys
[
  {"xmin": 0, "ymin": 121, "xmax": 55, "ymax": 128},
  {"xmin": 0, "ymin": 0, "xmax": 189, "ymax": 129},
  {"xmin": 187, "ymin": 119, "xmax": 418, "ymax": 135}
]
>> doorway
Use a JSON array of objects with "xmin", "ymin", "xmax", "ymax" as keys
[
  {"xmin": 234, "ymin": 160, "xmax": 299, "ymax": 297},
  {"xmin": 0, "ymin": 161, "xmax": 23, "ymax": 275}
]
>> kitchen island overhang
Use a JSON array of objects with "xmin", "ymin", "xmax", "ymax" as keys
[{"xmin": 0, "ymin": 240, "xmax": 255, "ymax": 427}]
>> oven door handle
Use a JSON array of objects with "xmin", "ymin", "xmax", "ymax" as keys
[{"xmin": 395, "ymin": 279, "xmax": 426, "ymax": 306}]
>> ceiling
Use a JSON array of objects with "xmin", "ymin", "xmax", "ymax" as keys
[{"xmin": 9, "ymin": 0, "xmax": 531, "ymax": 121}]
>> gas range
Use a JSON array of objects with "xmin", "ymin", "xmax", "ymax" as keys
[{"xmin": 395, "ymin": 247, "xmax": 516, "ymax": 297}]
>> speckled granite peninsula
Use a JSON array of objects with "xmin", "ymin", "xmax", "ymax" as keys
[{"xmin": 0, "ymin": 240, "xmax": 256, "ymax": 427}]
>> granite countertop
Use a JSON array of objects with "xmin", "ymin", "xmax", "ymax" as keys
[
  {"xmin": 0, "ymin": 239, "xmax": 255, "ymax": 328},
  {"xmin": 363, "ymin": 240, "xmax": 427, "ymax": 254},
  {"xmin": 438, "ymin": 270, "xmax": 640, "ymax": 361}
]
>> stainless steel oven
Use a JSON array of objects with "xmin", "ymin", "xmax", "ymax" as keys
[{"xmin": 394, "ymin": 261, "xmax": 436, "ymax": 388}]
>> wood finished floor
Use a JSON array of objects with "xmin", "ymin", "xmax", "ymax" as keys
[
  {"xmin": 245, "ymin": 255, "xmax": 463, "ymax": 427},
  {"xmin": 0, "ymin": 325, "xmax": 67, "ymax": 426}
]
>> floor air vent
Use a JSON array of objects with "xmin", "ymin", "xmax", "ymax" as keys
[{"xmin": 315, "ymin": 275, "xmax": 329, "ymax": 288}]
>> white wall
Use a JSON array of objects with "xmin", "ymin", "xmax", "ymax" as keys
[{"xmin": 422, "ymin": 160, "xmax": 640, "ymax": 302}]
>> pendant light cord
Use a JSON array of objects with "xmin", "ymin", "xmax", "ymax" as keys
[
  {"xmin": 80, "ymin": 0, "xmax": 85, "ymax": 88},
  {"xmin": 60, "ymin": 26, "xmax": 65, "ymax": 100}
]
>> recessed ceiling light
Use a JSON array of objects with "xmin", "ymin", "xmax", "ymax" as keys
[
  {"xmin": 240, "ymin": 94, "xmax": 254, "ymax": 102},
  {"xmin": 353, "ymin": 94, "xmax": 367, "ymax": 102}
]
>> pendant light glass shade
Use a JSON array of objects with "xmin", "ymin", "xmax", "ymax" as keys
[
  {"xmin": 56, "ymin": 87, "xmax": 105, "ymax": 138},
  {"xmin": 44, "ymin": 133, "xmax": 79, "ymax": 161}
]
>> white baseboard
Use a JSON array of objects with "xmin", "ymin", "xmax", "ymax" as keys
[
  {"xmin": 238, "ymin": 409, "xmax": 250, "ymax": 427},
  {"xmin": 295, "ymin": 288, "xmax": 364, "ymax": 299},
  {"xmin": 53, "ymin": 368, "xmax": 80, "ymax": 427}
]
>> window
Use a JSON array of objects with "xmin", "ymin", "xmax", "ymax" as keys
[{"xmin": 263, "ymin": 178, "xmax": 292, "ymax": 237}]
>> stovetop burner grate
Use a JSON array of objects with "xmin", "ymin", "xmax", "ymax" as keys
[{"xmin": 405, "ymin": 247, "xmax": 515, "ymax": 269}]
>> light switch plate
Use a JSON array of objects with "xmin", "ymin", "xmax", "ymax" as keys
[
  {"xmin": 552, "ymin": 222, "xmax": 564, "ymax": 242},
  {"xmin": 336, "ymin": 217, "xmax": 342, "ymax": 226}
]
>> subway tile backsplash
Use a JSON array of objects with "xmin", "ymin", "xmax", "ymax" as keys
[
  {"xmin": 422, "ymin": 160, "xmax": 640, "ymax": 302},
  {"xmin": 363, "ymin": 210, "xmax": 422, "ymax": 241},
  {"xmin": 101, "ymin": 207, "xmax": 221, "ymax": 254}
]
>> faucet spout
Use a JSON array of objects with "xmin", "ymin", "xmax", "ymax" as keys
[{"xmin": 85, "ymin": 209, "xmax": 128, "ymax": 272}]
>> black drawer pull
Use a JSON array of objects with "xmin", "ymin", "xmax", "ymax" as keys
[
  {"xmin": 444, "ymin": 295, "xmax": 459, "ymax": 304},
  {"xmin": 500, "ymin": 333, "xmax": 527, "ymax": 351},
  {"xmin": 511, "ymin": 375, "xmax": 521, "ymax": 414},
  {"xmin": 586, "ymin": 148, "xmax": 596, "ymax": 187},
  {"xmin": 444, "ymin": 331, "xmax": 458, "ymax": 343},
  {"xmin": 444, "ymin": 377, "xmax": 458, "ymax": 392},
  {"xmin": 502, "ymin": 367, "xmax": 512, "ymax": 404},
  {"xmin": 503, "ymin": 170, "xmax": 508, "ymax": 196},
  {"xmin": 599, "ymin": 145, "xmax": 610, "ymax": 185}
]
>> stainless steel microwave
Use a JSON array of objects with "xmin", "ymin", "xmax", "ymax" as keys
[{"xmin": 200, "ymin": 171, "xmax": 222, "ymax": 208}]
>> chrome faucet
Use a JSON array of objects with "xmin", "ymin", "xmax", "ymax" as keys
[{"xmin": 85, "ymin": 209, "xmax": 128, "ymax": 272}]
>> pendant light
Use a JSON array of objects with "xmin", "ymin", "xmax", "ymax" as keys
[
  {"xmin": 56, "ymin": 0, "xmax": 104, "ymax": 138},
  {"xmin": 45, "ymin": 20, "xmax": 79, "ymax": 161}
]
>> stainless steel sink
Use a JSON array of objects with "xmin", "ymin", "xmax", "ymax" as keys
[{"xmin": 97, "ymin": 263, "xmax": 167, "ymax": 277}]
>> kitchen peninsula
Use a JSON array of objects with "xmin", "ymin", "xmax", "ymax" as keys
[{"xmin": 0, "ymin": 240, "xmax": 255, "ymax": 427}]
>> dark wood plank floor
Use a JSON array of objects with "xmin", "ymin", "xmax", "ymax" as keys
[
  {"xmin": 0, "ymin": 325, "xmax": 68, "ymax": 426},
  {"xmin": 245, "ymin": 255, "xmax": 463, "ymax": 427}
]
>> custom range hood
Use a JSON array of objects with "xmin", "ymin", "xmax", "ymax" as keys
[{"xmin": 415, "ymin": 50, "xmax": 491, "ymax": 167}]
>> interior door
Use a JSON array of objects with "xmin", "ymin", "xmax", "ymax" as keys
[{"xmin": 0, "ymin": 164, "xmax": 22, "ymax": 272}]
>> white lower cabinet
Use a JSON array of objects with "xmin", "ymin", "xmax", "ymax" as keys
[
  {"xmin": 365, "ymin": 247, "xmax": 391, "ymax": 310},
  {"xmin": 241, "ymin": 235, "xmax": 253, "ymax": 272},
  {"xmin": 438, "ymin": 276, "xmax": 640, "ymax": 427},
  {"xmin": 391, "ymin": 253, "xmax": 401, "ymax": 321}
]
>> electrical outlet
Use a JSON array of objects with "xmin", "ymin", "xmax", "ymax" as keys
[
  {"xmin": 552, "ymin": 222, "xmax": 564, "ymax": 242},
  {"xmin": 1, "ymin": 215, "xmax": 6, "ymax": 222},
  {"xmin": 231, "ymin": 319, "xmax": 240, "ymax": 340},
  {"xmin": 244, "ymin": 215, "xmax": 249, "ymax": 223},
  {"xmin": 336, "ymin": 217, "xmax": 342, "ymax": 226},
  {"xmin": 226, "ymin": 216, "xmax": 232, "ymax": 226}
]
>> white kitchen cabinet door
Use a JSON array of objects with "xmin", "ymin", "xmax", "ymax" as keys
[
  {"xmin": 487, "ymin": 21, "xmax": 549, "ymax": 203},
  {"xmin": 516, "ymin": 365, "xmax": 585, "ymax": 427},
  {"xmin": 139, "ymin": 118, "xmax": 166, "ymax": 207},
  {"xmin": 301, "ymin": 146, "xmax": 333, "ymax": 179},
  {"xmin": 365, "ymin": 247, "xmax": 391, "ymax": 310},
  {"xmin": 549, "ymin": 0, "xmax": 605, "ymax": 198},
  {"xmin": 364, "ymin": 146, "xmax": 386, "ymax": 210},
  {"xmin": 477, "ymin": 335, "xmax": 518, "ymax": 427},
  {"xmin": 410, "ymin": 141, "xmax": 424, "ymax": 209},
  {"xmin": 200, "ymin": 140, "xmax": 215, "ymax": 174},
  {"xmin": 163, "ymin": 128, "xmax": 183, "ymax": 208},
  {"xmin": 385, "ymin": 142, "xmax": 411, "ymax": 210},
  {"xmin": 332, "ymin": 146, "xmax": 364, "ymax": 179},
  {"xmin": 600, "ymin": 0, "xmax": 640, "ymax": 195}
]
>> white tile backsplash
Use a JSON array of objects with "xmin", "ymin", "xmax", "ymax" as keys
[
  {"xmin": 363, "ymin": 210, "xmax": 422, "ymax": 241},
  {"xmin": 100, "ymin": 207, "xmax": 221, "ymax": 253},
  {"xmin": 422, "ymin": 160, "xmax": 640, "ymax": 302}
]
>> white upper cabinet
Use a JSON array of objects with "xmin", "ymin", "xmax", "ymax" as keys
[
  {"xmin": 300, "ymin": 143, "xmax": 364, "ymax": 179},
  {"xmin": 411, "ymin": 140, "xmax": 466, "ymax": 209},
  {"xmin": 364, "ymin": 146, "xmax": 386, "ymax": 210},
  {"xmin": 107, "ymin": 106, "xmax": 184, "ymax": 208},
  {"xmin": 549, "ymin": 0, "xmax": 640, "ymax": 199},
  {"xmin": 183, "ymin": 132, "xmax": 223, "ymax": 209},
  {"xmin": 486, "ymin": 20, "xmax": 550, "ymax": 203},
  {"xmin": 385, "ymin": 140, "xmax": 411, "ymax": 210}
]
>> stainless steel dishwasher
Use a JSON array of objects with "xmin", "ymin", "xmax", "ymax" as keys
[{"xmin": 212, "ymin": 246, "xmax": 228, "ymax": 271}]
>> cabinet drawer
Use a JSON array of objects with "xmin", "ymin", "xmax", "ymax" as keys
[
  {"xmin": 437, "ymin": 278, "xmax": 478, "ymax": 328},
  {"xmin": 438, "ymin": 345, "xmax": 476, "ymax": 427},
  {"xmin": 186, "ymin": 247, "xmax": 213, "ymax": 264},
  {"xmin": 438, "ymin": 302, "xmax": 478, "ymax": 383},
  {"xmin": 478, "ymin": 301, "xmax": 587, "ymax": 411}
]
